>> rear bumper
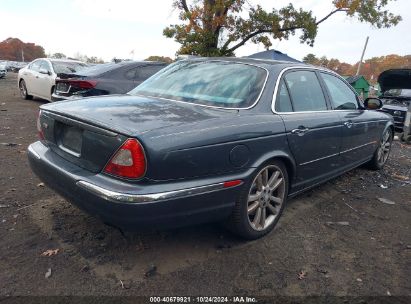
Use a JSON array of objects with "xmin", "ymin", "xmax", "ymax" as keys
[
  {"xmin": 27, "ymin": 141, "xmax": 244, "ymax": 229},
  {"xmin": 51, "ymin": 94, "xmax": 79, "ymax": 102}
]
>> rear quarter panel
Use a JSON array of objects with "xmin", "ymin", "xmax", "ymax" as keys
[{"xmin": 140, "ymin": 113, "xmax": 291, "ymax": 181}]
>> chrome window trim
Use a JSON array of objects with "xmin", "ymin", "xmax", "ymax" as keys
[
  {"xmin": 271, "ymin": 66, "xmax": 361, "ymax": 115},
  {"xmin": 133, "ymin": 60, "xmax": 269, "ymax": 110},
  {"xmin": 340, "ymin": 141, "xmax": 377, "ymax": 155},
  {"xmin": 76, "ymin": 180, "xmax": 242, "ymax": 204}
]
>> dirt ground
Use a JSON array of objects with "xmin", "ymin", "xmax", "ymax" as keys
[{"xmin": 0, "ymin": 73, "xmax": 410, "ymax": 303}]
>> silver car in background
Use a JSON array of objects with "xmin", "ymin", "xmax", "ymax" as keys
[{"xmin": 0, "ymin": 62, "xmax": 7, "ymax": 78}]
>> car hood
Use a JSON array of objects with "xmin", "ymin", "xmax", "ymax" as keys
[
  {"xmin": 378, "ymin": 69, "xmax": 411, "ymax": 93},
  {"xmin": 40, "ymin": 94, "xmax": 237, "ymax": 136}
]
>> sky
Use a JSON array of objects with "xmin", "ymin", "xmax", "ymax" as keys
[{"xmin": 0, "ymin": 0, "xmax": 410, "ymax": 63}]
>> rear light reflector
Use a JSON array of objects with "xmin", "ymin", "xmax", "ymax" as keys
[
  {"xmin": 36, "ymin": 110, "xmax": 44, "ymax": 140},
  {"xmin": 223, "ymin": 180, "xmax": 243, "ymax": 188},
  {"xmin": 60, "ymin": 80, "xmax": 97, "ymax": 89},
  {"xmin": 104, "ymin": 139, "xmax": 146, "ymax": 179}
]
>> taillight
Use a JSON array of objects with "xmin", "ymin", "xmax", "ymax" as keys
[
  {"xmin": 104, "ymin": 139, "xmax": 146, "ymax": 179},
  {"xmin": 62, "ymin": 80, "xmax": 97, "ymax": 89},
  {"xmin": 37, "ymin": 110, "xmax": 45, "ymax": 140}
]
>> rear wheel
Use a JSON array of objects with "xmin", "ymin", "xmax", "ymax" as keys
[
  {"xmin": 227, "ymin": 160, "xmax": 288, "ymax": 240},
  {"xmin": 366, "ymin": 128, "xmax": 393, "ymax": 170},
  {"xmin": 19, "ymin": 79, "xmax": 32, "ymax": 100}
]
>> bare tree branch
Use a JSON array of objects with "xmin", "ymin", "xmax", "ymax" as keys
[
  {"xmin": 316, "ymin": 8, "xmax": 349, "ymax": 25},
  {"xmin": 181, "ymin": 0, "xmax": 190, "ymax": 13},
  {"xmin": 224, "ymin": 8, "xmax": 349, "ymax": 54}
]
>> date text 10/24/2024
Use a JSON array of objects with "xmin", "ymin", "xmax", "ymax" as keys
[{"xmin": 149, "ymin": 297, "xmax": 257, "ymax": 303}]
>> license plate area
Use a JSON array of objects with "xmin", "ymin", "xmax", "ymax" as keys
[{"xmin": 55, "ymin": 122, "xmax": 83, "ymax": 156}]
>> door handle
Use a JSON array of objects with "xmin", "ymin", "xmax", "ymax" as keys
[
  {"xmin": 291, "ymin": 127, "xmax": 309, "ymax": 136},
  {"xmin": 344, "ymin": 121, "xmax": 353, "ymax": 128}
]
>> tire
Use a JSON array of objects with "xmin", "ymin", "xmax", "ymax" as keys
[
  {"xmin": 227, "ymin": 160, "xmax": 289, "ymax": 240},
  {"xmin": 19, "ymin": 79, "xmax": 33, "ymax": 100},
  {"xmin": 366, "ymin": 127, "xmax": 393, "ymax": 170}
]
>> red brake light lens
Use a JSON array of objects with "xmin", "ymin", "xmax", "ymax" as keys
[
  {"xmin": 104, "ymin": 139, "xmax": 146, "ymax": 179},
  {"xmin": 37, "ymin": 110, "xmax": 45, "ymax": 140},
  {"xmin": 60, "ymin": 80, "xmax": 97, "ymax": 89}
]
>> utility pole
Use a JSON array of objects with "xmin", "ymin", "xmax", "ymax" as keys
[
  {"xmin": 356, "ymin": 36, "xmax": 369, "ymax": 76},
  {"xmin": 21, "ymin": 49, "xmax": 25, "ymax": 62}
]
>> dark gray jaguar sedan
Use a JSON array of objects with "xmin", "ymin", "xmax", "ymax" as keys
[{"xmin": 28, "ymin": 58, "xmax": 394, "ymax": 239}]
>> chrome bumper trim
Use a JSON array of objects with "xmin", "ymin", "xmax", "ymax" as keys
[
  {"xmin": 28, "ymin": 144, "xmax": 41, "ymax": 159},
  {"xmin": 76, "ymin": 180, "xmax": 227, "ymax": 204}
]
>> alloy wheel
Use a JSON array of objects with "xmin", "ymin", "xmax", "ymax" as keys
[
  {"xmin": 377, "ymin": 129, "xmax": 392, "ymax": 166},
  {"xmin": 247, "ymin": 165, "xmax": 286, "ymax": 231},
  {"xmin": 19, "ymin": 81, "xmax": 27, "ymax": 98}
]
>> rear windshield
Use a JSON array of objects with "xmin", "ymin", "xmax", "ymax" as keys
[
  {"xmin": 129, "ymin": 61, "xmax": 267, "ymax": 108},
  {"xmin": 52, "ymin": 61, "xmax": 88, "ymax": 74},
  {"xmin": 74, "ymin": 63, "xmax": 119, "ymax": 76}
]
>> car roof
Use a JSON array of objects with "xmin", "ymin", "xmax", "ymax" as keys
[{"xmin": 179, "ymin": 56, "xmax": 320, "ymax": 74}]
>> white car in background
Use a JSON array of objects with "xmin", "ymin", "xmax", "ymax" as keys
[{"xmin": 18, "ymin": 58, "xmax": 88, "ymax": 101}]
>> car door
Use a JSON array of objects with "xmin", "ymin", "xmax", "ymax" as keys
[
  {"xmin": 319, "ymin": 72, "xmax": 380, "ymax": 166},
  {"xmin": 24, "ymin": 60, "xmax": 42, "ymax": 95},
  {"xmin": 274, "ymin": 69, "xmax": 343, "ymax": 191},
  {"xmin": 35, "ymin": 60, "xmax": 54, "ymax": 100}
]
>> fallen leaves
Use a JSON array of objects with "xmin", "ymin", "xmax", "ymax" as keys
[
  {"xmin": 391, "ymin": 174, "xmax": 409, "ymax": 181},
  {"xmin": 45, "ymin": 268, "xmax": 52, "ymax": 279},
  {"xmin": 298, "ymin": 270, "xmax": 307, "ymax": 280},
  {"xmin": 377, "ymin": 197, "xmax": 396, "ymax": 205},
  {"xmin": 326, "ymin": 221, "xmax": 350, "ymax": 226},
  {"xmin": 41, "ymin": 249, "xmax": 60, "ymax": 257}
]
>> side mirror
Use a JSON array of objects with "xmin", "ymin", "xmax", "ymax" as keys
[
  {"xmin": 39, "ymin": 68, "xmax": 51, "ymax": 75},
  {"xmin": 364, "ymin": 97, "xmax": 383, "ymax": 110}
]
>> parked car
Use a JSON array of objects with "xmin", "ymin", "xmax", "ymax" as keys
[
  {"xmin": 18, "ymin": 58, "xmax": 88, "ymax": 102},
  {"xmin": 52, "ymin": 61, "xmax": 167, "ymax": 101},
  {"xmin": 28, "ymin": 58, "xmax": 394, "ymax": 240},
  {"xmin": 0, "ymin": 62, "xmax": 6, "ymax": 78},
  {"xmin": 378, "ymin": 69, "xmax": 411, "ymax": 133}
]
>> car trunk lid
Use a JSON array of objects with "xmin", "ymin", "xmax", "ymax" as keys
[
  {"xmin": 39, "ymin": 111, "xmax": 128, "ymax": 173},
  {"xmin": 40, "ymin": 95, "xmax": 234, "ymax": 175},
  {"xmin": 41, "ymin": 95, "xmax": 233, "ymax": 136}
]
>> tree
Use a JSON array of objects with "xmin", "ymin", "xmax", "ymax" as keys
[
  {"xmin": 0, "ymin": 38, "xmax": 45, "ymax": 61},
  {"xmin": 164, "ymin": 0, "xmax": 401, "ymax": 57},
  {"xmin": 302, "ymin": 53, "xmax": 319, "ymax": 65},
  {"xmin": 51, "ymin": 52, "xmax": 66, "ymax": 59},
  {"xmin": 144, "ymin": 56, "xmax": 174, "ymax": 63}
]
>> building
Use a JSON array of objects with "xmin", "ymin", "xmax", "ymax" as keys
[{"xmin": 344, "ymin": 75, "xmax": 370, "ymax": 99}]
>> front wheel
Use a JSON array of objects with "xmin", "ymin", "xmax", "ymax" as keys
[
  {"xmin": 227, "ymin": 160, "xmax": 288, "ymax": 240},
  {"xmin": 366, "ymin": 128, "xmax": 393, "ymax": 170},
  {"xmin": 19, "ymin": 79, "xmax": 33, "ymax": 100}
]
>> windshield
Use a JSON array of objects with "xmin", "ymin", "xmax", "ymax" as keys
[
  {"xmin": 52, "ymin": 61, "xmax": 88, "ymax": 74},
  {"xmin": 129, "ymin": 61, "xmax": 267, "ymax": 108}
]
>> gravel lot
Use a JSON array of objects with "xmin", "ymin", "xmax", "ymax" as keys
[{"xmin": 0, "ymin": 73, "xmax": 410, "ymax": 302}]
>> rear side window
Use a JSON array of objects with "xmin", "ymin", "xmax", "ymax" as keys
[
  {"xmin": 284, "ymin": 71, "xmax": 327, "ymax": 112},
  {"xmin": 275, "ymin": 80, "xmax": 293, "ymax": 112},
  {"xmin": 321, "ymin": 73, "xmax": 358, "ymax": 110},
  {"xmin": 135, "ymin": 65, "xmax": 165, "ymax": 81}
]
